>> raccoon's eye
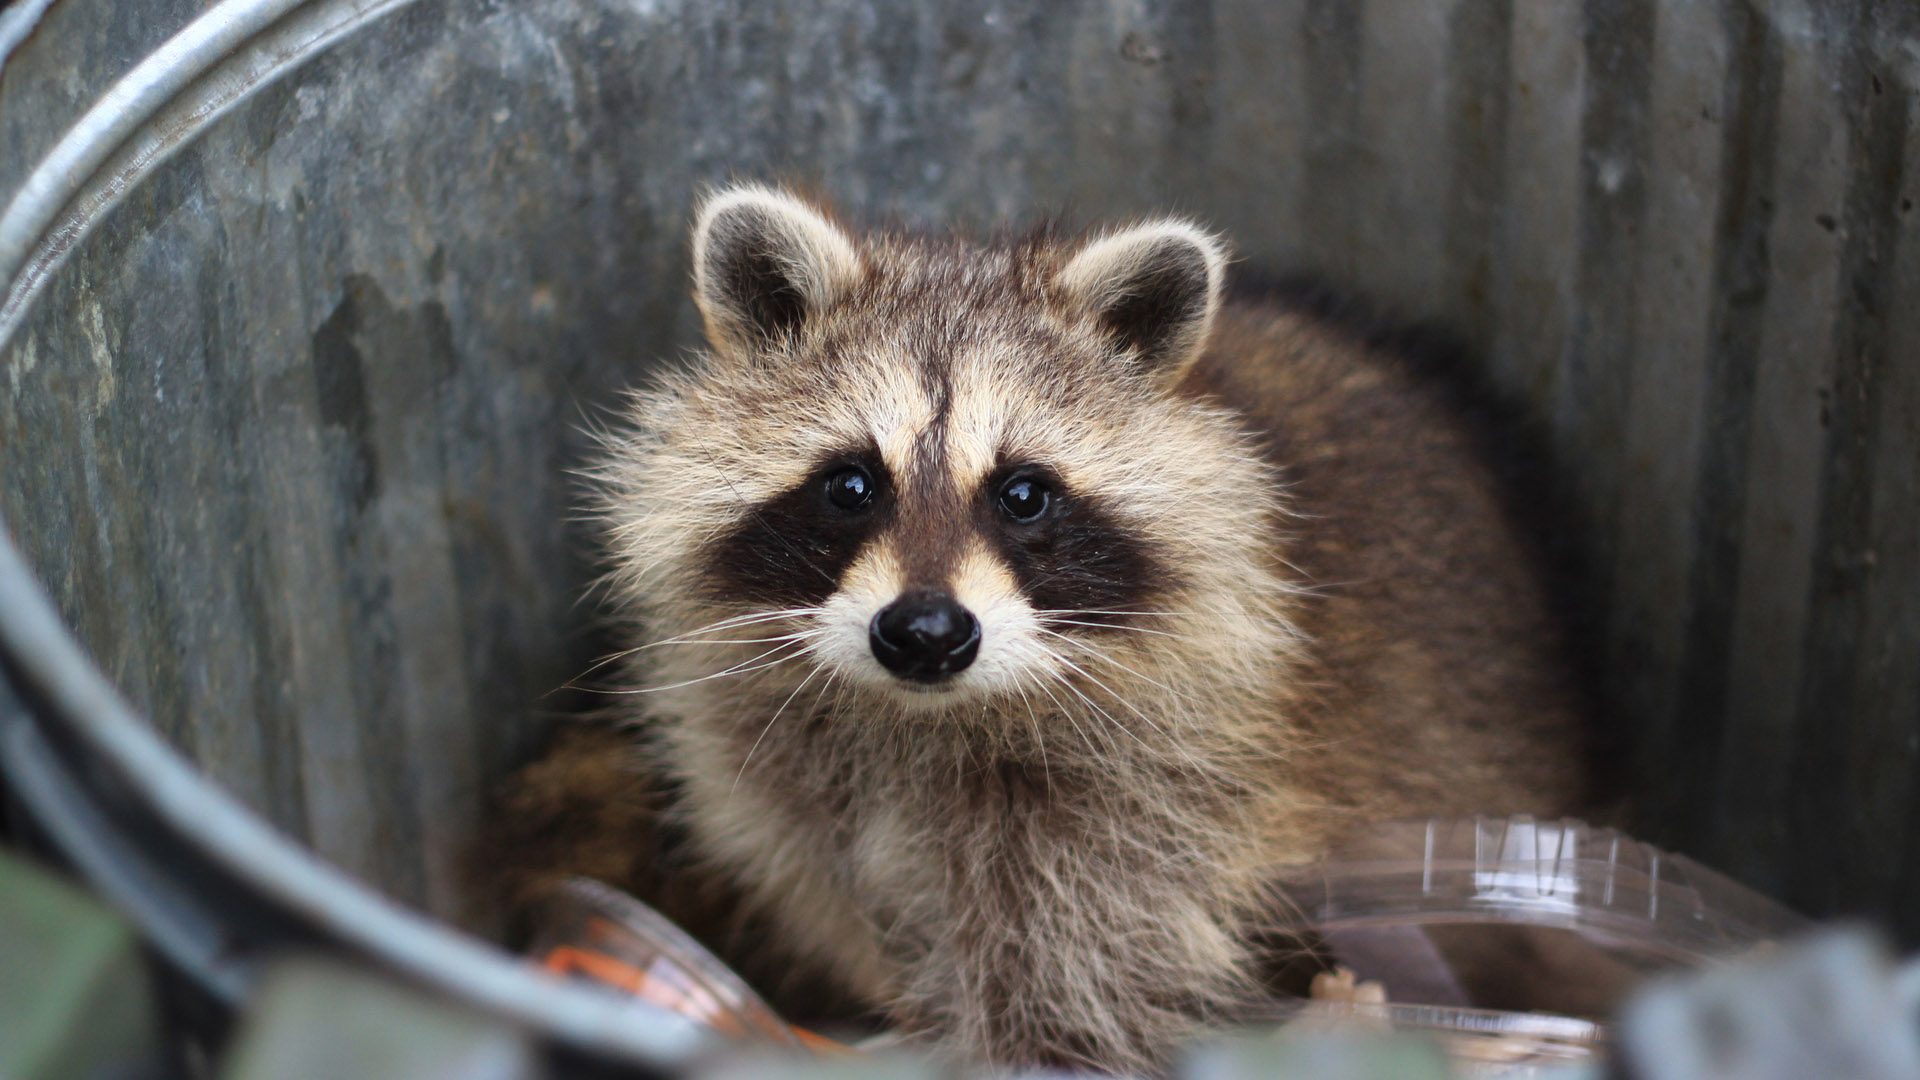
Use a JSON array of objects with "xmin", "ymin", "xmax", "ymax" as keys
[
  {"xmin": 825, "ymin": 466, "xmax": 876, "ymax": 510},
  {"xmin": 997, "ymin": 476, "xmax": 1051, "ymax": 522}
]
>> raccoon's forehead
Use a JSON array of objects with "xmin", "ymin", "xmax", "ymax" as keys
[{"xmin": 696, "ymin": 332, "xmax": 1155, "ymax": 495}]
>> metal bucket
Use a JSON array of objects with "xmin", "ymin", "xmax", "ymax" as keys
[{"xmin": 1, "ymin": 0, "xmax": 1915, "ymax": 1067}]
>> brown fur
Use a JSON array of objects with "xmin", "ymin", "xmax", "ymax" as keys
[
  {"xmin": 491, "ymin": 187, "xmax": 1588, "ymax": 1074},
  {"xmin": 1187, "ymin": 310, "xmax": 1589, "ymax": 832}
]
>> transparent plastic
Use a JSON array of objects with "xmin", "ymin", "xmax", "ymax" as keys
[
  {"xmin": 1277, "ymin": 815, "xmax": 1806, "ymax": 957},
  {"xmin": 526, "ymin": 877, "xmax": 806, "ymax": 1049},
  {"xmin": 523, "ymin": 819, "xmax": 1807, "ymax": 1074},
  {"xmin": 1272, "ymin": 1001, "xmax": 1604, "ymax": 1072},
  {"xmin": 1255, "ymin": 816, "xmax": 1809, "ymax": 1077}
]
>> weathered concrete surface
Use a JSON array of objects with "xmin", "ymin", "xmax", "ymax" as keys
[{"xmin": 0, "ymin": 0, "xmax": 1916, "ymax": 941}]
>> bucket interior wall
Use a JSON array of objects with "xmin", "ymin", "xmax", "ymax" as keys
[{"xmin": 2, "ymin": 0, "xmax": 1917, "ymax": 940}]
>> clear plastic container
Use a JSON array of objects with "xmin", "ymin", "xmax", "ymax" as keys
[
  {"xmin": 524, "ymin": 819, "xmax": 1807, "ymax": 1075},
  {"xmin": 1256, "ymin": 816, "xmax": 1809, "ymax": 1077},
  {"xmin": 1278, "ymin": 816, "xmax": 1806, "ymax": 959},
  {"xmin": 1268, "ymin": 999, "xmax": 1604, "ymax": 1072},
  {"xmin": 526, "ymin": 877, "xmax": 829, "ymax": 1051}
]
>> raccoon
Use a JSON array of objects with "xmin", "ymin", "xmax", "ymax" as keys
[{"xmin": 557, "ymin": 185, "xmax": 1589, "ymax": 1073}]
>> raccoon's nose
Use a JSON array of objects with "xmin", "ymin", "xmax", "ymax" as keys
[{"xmin": 870, "ymin": 591, "xmax": 981, "ymax": 682}]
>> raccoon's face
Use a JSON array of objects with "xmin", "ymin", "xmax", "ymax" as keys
[{"xmin": 597, "ymin": 186, "xmax": 1291, "ymax": 725}]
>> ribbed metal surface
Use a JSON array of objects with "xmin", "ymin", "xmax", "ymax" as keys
[
  {"xmin": 0, "ymin": 0, "xmax": 210, "ymax": 198},
  {"xmin": 0, "ymin": 0, "xmax": 1914, "ymax": 941}
]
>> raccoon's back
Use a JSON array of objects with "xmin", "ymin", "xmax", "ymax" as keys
[{"xmin": 1182, "ymin": 303, "xmax": 1593, "ymax": 837}]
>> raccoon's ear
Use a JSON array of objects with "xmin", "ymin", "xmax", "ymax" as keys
[
  {"xmin": 1053, "ymin": 219, "xmax": 1227, "ymax": 375},
  {"xmin": 691, "ymin": 185, "xmax": 863, "ymax": 359}
]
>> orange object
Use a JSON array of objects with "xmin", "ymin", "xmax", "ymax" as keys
[
  {"xmin": 528, "ymin": 878, "xmax": 856, "ymax": 1054},
  {"xmin": 540, "ymin": 944, "xmax": 751, "ymax": 1040}
]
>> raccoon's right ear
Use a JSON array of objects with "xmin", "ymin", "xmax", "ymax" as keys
[{"xmin": 691, "ymin": 185, "xmax": 864, "ymax": 359}]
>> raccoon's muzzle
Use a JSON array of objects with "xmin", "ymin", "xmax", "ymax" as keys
[{"xmin": 870, "ymin": 589, "xmax": 981, "ymax": 682}]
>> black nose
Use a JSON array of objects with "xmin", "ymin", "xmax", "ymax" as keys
[{"xmin": 870, "ymin": 591, "xmax": 981, "ymax": 682}]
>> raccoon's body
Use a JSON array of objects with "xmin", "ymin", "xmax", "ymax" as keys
[{"xmin": 564, "ymin": 186, "xmax": 1587, "ymax": 1073}]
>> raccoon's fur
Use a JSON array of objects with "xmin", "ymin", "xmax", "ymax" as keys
[{"xmin": 531, "ymin": 185, "xmax": 1589, "ymax": 1073}]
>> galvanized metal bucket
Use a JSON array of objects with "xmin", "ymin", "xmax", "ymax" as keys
[{"xmin": 1, "ymin": 0, "xmax": 1915, "ymax": 1068}]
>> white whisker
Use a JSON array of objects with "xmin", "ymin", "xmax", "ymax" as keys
[
  {"xmin": 1035, "ymin": 643, "xmax": 1212, "ymax": 777},
  {"xmin": 1038, "ymin": 618, "xmax": 1180, "ymax": 638},
  {"xmin": 573, "ymin": 608, "xmax": 824, "ymax": 683},
  {"xmin": 656, "ymin": 631, "xmax": 821, "ymax": 647},
  {"xmin": 734, "ymin": 661, "xmax": 829, "ymax": 792},
  {"xmin": 1012, "ymin": 679, "xmax": 1050, "ymax": 787},
  {"xmin": 1033, "ymin": 627, "xmax": 1198, "ymax": 704},
  {"xmin": 661, "ymin": 608, "xmax": 824, "ymax": 639},
  {"xmin": 598, "ymin": 639, "xmax": 812, "ymax": 694},
  {"xmin": 1032, "ymin": 649, "xmax": 1158, "ymax": 758},
  {"xmin": 1029, "ymin": 609, "xmax": 1194, "ymax": 618},
  {"xmin": 1023, "ymin": 669, "xmax": 1106, "ymax": 759}
]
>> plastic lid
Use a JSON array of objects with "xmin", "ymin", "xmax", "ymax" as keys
[
  {"xmin": 1245, "ymin": 817, "xmax": 1811, "ymax": 1077},
  {"xmin": 528, "ymin": 877, "xmax": 803, "ymax": 1049},
  {"xmin": 1273, "ymin": 816, "xmax": 1807, "ymax": 963}
]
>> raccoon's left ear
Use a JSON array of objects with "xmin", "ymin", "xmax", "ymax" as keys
[
  {"xmin": 690, "ymin": 184, "xmax": 864, "ymax": 360},
  {"xmin": 1053, "ymin": 219, "xmax": 1227, "ymax": 376}
]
